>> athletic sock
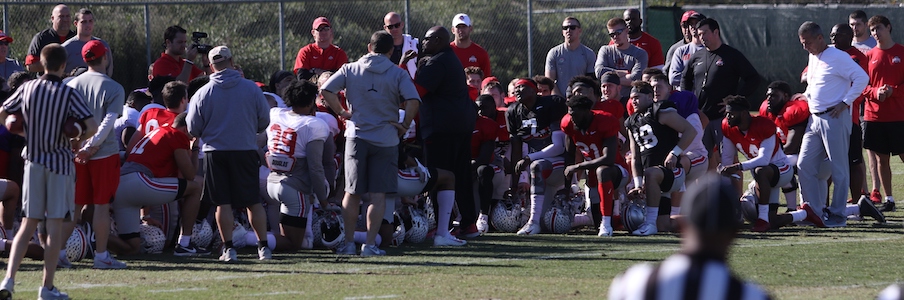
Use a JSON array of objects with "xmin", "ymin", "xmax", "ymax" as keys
[
  {"xmin": 644, "ymin": 207, "xmax": 658, "ymax": 227},
  {"xmin": 0, "ymin": 239, "xmax": 6, "ymax": 251},
  {"xmin": 886, "ymin": 196, "xmax": 895, "ymax": 203},
  {"xmin": 845, "ymin": 204, "xmax": 859, "ymax": 216},
  {"xmin": 758, "ymin": 204, "xmax": 769, "ymax": 222},
  {"xmin": 95, "ymin": 251, "xmax": 109, "ymax": 259},
  {"xmin": 257, "ymin": 240, "xmax": 268, "ymax": 249},
  {"xmin": 178, "ymin": 235, "xmax": 191, "ymax": 247},
  {"xmin": 529, "ymin": 194, "xmax": 545, "ymax": 224},
  {"xmin": 436, "ymin": 190, "xmax": 455, "ymax": 235},
  {"xmin": 789, "ymin": 210, "xmax": 807, "ymax": 222},
  {"xmin": 784, "ymin": 191, "xmax": 798, "ymax": 210},
  {"xmin": 224, "ymin": 241, "xmax": 234, "ymax": 250},
  {"xmin": 602, "ymin": 216, "xmax": 611, "ymax": 229},
  {"xmin": 598, "ymin": 181, "xmax": 614, "ymax": 216},
  {"xmin": 670, "ymin": 206, "xmax": 680, "ymax": 216}
]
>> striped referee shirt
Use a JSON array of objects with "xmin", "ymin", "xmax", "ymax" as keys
[
  {"xmin": 2, "ymin": 74, "xmax": 93, "ymax": 175},
  {"xmin": 608, "ymin": 254, "xmax": 772, "ymax": 300}
]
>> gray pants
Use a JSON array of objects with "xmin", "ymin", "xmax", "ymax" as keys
[{"xmin": 797, "ymin": 110, "xmax": 851, "ymax": 218}]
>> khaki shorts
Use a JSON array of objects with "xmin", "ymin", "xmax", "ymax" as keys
[{"xmin": 23, "ymin": 161, "xmax": 74, "ymax": 220}]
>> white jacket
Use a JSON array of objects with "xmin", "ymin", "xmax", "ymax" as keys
[{"xmin": 402, "ymin": 34, "xmax": 419, "ymax": 79}]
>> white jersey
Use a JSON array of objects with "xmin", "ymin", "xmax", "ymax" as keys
[
  {"xmin": 266, "ymin": 108, "xmax": 329, "ymax": 173},
  {"xmin": 684, "ymin": 113, "xmax": 707, "ymax": 158}
]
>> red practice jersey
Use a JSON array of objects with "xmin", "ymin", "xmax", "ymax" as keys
[
  {"xmin": 138, "ymin": 108, "xmax": 178, "ymax": 137},
  {"xmin": 757, "ymin": 94, "xmax": 809, "ymax": 145},
  {"xmin": 593, "ymin": 99, "xmax": 625, "ymax": 119},
  {"xmin": 722, "ymin": 116, "xmax": 782, "ymax": 162},
  {"xmin": 127, "ymin": 126, "xmax": 190, "ymax": 178},
  {"xmin": 561, "ymin": 111, "xmax": 625, "ymax": 168},
  {"xmin": 494, "ymin": 107, "xmax": 510, "ymax": 142},
  {"xmin": 451, "ymin": 42, "xmax": 492, "ymax": 77},
  {"xmin": 471, "ymin": 115, "xmax": 497, "ymax": 159}
]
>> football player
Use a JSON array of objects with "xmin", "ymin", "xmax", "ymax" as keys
[
  {"xmin": 720, "ymin": 95, "xmax": 822, "ymax": 231},
  {"xmin": 561, "ymin": 95, "xmax": 626, "ymax": 236},
  {"xmin": 111, "ymin": 112, "xmax": 206, "ymax": 256},
  {"xmin": 758, "ymin": 81, "xmax": 808, "ymax": 211},
  {"xmin": 624, "ymin": 81, "xmax": 696, "ymax": 236},
  {"xmin": 473, "ymin": 95, "xmax": 506, "ymax": 234},
  {"xmin": 265, "ymin": 80, "xmax": 331, "ymax": 252},
  {"xmin": 506, "ymin": 78, "xmax": 568, "ymax": 235}
]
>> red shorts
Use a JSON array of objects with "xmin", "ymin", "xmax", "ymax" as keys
[{"xmin": 75, "ymin": 154, "xmax": 120, "ymax": 205}]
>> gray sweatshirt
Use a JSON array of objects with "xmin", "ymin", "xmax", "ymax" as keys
[{"xmin": 187, "ymin": 68, "xmax": 270, "ymax": 152}]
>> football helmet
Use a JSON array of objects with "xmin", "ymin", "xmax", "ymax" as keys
[
  {"xmin": 65, "ymin": 226, "xmax": 89, "ymax": 262},
  {"xmin": 542, "ymin": 189, "xmax": 574, "ymax": 234},
  {"xmin": 310, "ymin": 210, "xmax": 325, "ymax": 249},
  {"xmin": 423, "ymin": 196, "xmax": 437, "ymax": 231},
  {"xmin": 491, "ymin": 191, "xmax": 522, "ymax": 233},
  {"xmin": 191, "ymin": 221, "xmax": 214, "ymax": 249},
  {"xmin": 621, "ymin": 196, "xmax": 646, "ymax": 233},
  {"xmin": 391, "ymin": 212, "xmax": 406, "ymax": 247},
  {"xmin": 319, "ymin": 210, "xmax": 345, "ymax": 249},
  {"xmin": 740, "ymin": 184, "xmax": 758, "ymax": 224},
  {"xmin": 403, "ymin": 205, "xmax": 428, "ymax": 243},
  {"xmin": 139, "ymin": 224, "xmax": 166, "ymax": 254}
]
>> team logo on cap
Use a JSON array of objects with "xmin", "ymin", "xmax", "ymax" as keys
[
  {"xmin": 460, "ymin": 15, "xmax": 466, "ymax": 21},
  {"xmin": 894, "ymin": 56, "xmax": 901, "ymax": 64}
]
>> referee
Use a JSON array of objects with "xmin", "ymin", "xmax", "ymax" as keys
[{"xmin": 608, "ymin": 174, "xmax": 772, "ymax": 300}]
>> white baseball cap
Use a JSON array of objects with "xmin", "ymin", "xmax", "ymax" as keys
[
  {"xmin": 452, "ymin": 13, "xmax": 471, "ymax": 27},
  {"xmin": 208, "ymin": 46, "xmax": 232, "ymax": 64}
]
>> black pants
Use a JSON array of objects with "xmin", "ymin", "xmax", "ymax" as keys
[{"xmin": 424, "ymin": 132, "xmax": 476, "ymax": 227}]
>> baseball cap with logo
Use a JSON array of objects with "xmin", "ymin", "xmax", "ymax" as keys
[
  {"xmin": 208, "ymin": 46, "xmax": 232, "ymax": 64},
  {"xmin": 0, "ymin": 31, "xmax": 13, "ymax": 43},
  {"xmin": 681, "ymin": 10, "xmax": 705, "ymax": 24},
  {"xmin": 81, "ymin": 40, "xmax": 106, "ymax": 62},
  {"xmin": 452, "ymin": 13, "xmax": 471, "ymax": 27},
  {"xmin": 313, "ymin": 17, "xmax": 331, "ymax": 29}
]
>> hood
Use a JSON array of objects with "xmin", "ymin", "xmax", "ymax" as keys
[
  {"xmin": 209, "ymin": 68, "xmax": 243, "ymax": 88},
  {"xmin": 357, "ymin": 53, "xmax": 394, "ymax": 74}
]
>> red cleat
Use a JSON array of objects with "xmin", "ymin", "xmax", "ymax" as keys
[
  {"xmin": 801, "ymin": 203, "xmax": 826, "ymax": 228},
  {"xmin": 752, "ymin": 219, "xmax": 771, "ymax": 232},
  {"xmin": 870, "ymin": 189, "xmax": 882, "ymax": 204}
]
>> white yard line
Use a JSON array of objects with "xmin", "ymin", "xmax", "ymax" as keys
[
  {"xmin": 148, "ymin": 287, "xmax": 208, "ymax": 293},
  {"xmin": 344, "ymin": 295, "xmax": 400, "ymax": 300}
]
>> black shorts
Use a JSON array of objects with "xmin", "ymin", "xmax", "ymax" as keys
[
  {"xmin": 202, "ymin": 150, "xmax": 261, "ymax": 208},
  {"xmin": 849, "ymin": 123, "xmax": 863, "ymax": 165},
  {"xmin": 862, "ymin": 121, "xmax": 904, "ymax": 155}
]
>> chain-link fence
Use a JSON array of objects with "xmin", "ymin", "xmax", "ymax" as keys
[{"xmin": 0, "ymin": 0, "xmax": 645, "ymax": 91}]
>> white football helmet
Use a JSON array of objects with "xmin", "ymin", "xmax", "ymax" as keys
[
  {"xmin": 542, "ymin": 191, "xmax": 574, "ymax": 234},
  {"xmin": 231, "ymin": 222, "xmax": 249, "ymax": 248},
  {"xmin": 65, "ymin": 226, "xmax": 89, "ymax": 262},
  {"xmin": 310, "ymin": 210, "xmax": 325, "ymax": 249},
  {"xmin": 491, "ymin": 192, "xmax": 522, "ymax": 233},
  {"xmin": 319, "ymin": 211, "xmax": 345, "ymax": 249},
  {"xmin": 740, "ymin": 183, "xmax": 758, "ymax": 224},
  {"xmin": 621, "ymin": 197, "xmax": 646, "ymax": 233},
  {"xmin": 403, "ymin": 205, "xmax": 428, "ymax": 243},
  {"xmin": 139, "ymin": 224, "xmax": 166, "ymax": 254},
  {"xmin": 423, "ymin": 196, "xmax": 437, "ymax": 231},
  {"xmin": 190, "ymin": 221, "xmax": 213, "ymax": 249},
  {"xmin": 391, "ymin": 212, "xmax": 406, "ymax": 247},
  {"xmin": 517, "ymin": 190, "xmax": 530, "ymax": 228}
]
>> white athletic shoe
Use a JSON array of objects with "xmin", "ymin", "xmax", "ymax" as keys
[
  {"xmin": 433, "ymin": 234, "xmax": 467, "ymax": 247},
  {"xmin": 631, "ymin": 223, "xmax": 658, "ymax": 236},
  {"xmin": 258, "ymin": 246, "xmax": 272, "ymax": 260},
  {"xmin": 476, "ymin": 214, "xmax": 489, "ymax": 235},
  {"xmin": 219, "ymin": 248, "xmax": 238, "ymax": 262},
  {"xmin": 597, "ymin": 222, "xmax": 613, "ymax": 237},
  {"xmin": 516, "ymin": 222, "xmax": 541, "ymax": 235}
]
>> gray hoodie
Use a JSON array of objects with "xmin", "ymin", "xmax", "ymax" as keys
[
  {"xmin": 187, "ymin": 68, "xmax": 270, "ymax": 151},
  {"xmin": 321, "ymin": 53, "xmax": 420, "ymax": 147}
]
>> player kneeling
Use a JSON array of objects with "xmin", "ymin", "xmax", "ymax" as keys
[
  {"xmin": 561, "ymin": 95, "xmax": 627, "ymax": 237},
  {"xmin": 112, "ymin": 112, "xmax": 207, "ymax": 256},
  {"xmin": 624, "ymin": 81, "xmax": 696, "ymax": 236},
  {"xmin": 265, "ymin": 80, "xmax": 332, "ymax": 253},
  {"xmin": 719, "ymin": 96, "xmax": 823, "ymax": 231}
]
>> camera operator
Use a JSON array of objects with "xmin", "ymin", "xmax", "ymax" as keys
[{"xmin": 152, "ymin": 25, "xmax": 207, "ymax": 83}]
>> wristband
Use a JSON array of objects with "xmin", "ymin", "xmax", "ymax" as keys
[
  {"xmin": 670, "ymin": 146, "xmax": 683, "ymax": 157},
  {"xmin": 184, "ymin": 60, "xmax": 194, "ymax": 65},
  {"xmin": 633, "ymin": 176, "xmax": 643, "ymax": 188}
]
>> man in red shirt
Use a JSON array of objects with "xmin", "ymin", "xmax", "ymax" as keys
[
  {"xmin": 862, "ymin": 15, "xmax": 904, "ymax": 212},
  {"xmin": 758, "ymin": 81, "xmax": 808, "ymax": 211},
  {"xmin": 450, "ymin": 13, "xmax": 492, "ymax": 77},
  {"xmin": 609, "ymin": 8, "xmax": 664, "ymax": 69},
  {"xmin": 830, "ymin": 24, "xmax": 871, "ymax": 203},
  {"xmin": 151, "ymin": 26, "xmax": 204, "ymax": 83},
  {"xmin": 293, "ymin": 17, "xmax": 348, "ymax": 81}
]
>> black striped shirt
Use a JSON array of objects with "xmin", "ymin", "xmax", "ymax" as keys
[
  {"xmin": 608, "ymin": 254, "xmax": 772, "ymax": 300},
  {"xmin": 2, "ymin": 74, "xmax": 93, "ymax": 175}
]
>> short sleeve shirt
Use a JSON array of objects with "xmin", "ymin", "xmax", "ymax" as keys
[
  {"xmin": 126, "ymin": 126, "xmax": 190, "ymax": 178},
  {"xmin": 152, "ymin": 52, "xmax": 203, "ymax": 82}
]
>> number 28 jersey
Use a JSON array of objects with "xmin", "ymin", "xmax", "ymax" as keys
[
  {"xmin": 625, "ymin": 101, "xmax": 680, "ymax": 169},
  {"xmin": 266, "ymin": 108, "xmax": 329, "ymax": 175},
  {"xmin": 505, "ymin": 95, "xmax": 567, "ymax": 154}
]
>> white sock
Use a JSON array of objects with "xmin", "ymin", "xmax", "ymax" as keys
[
  {"xmin": 670, "ymin": 206, "xmax": 680, "ymax": 216},
  {"xmin": 784, "ymin": 191, "xmax": 798, "ymax": 210},
  {"xmin": 845, "ymin": 204, "xmax": 859, "ymax": 217},
  {"xmin": 267, "ymin": 232, "xmax": 276, "ymax": 250},
  {"xmin": 0, "ymin": 239, "xmax": 6, "ymax": 251},
  {"xmin": 95, "ymin": 251, "xmax": 109, "ymax": 259},
  {"xmin": 758, "ymin": 204, "xmax": 769, "ymax": 222},
  {"xmin": 886, "ymin": 196, "xmax": 895, "ymax": 203},
  {"xmin": 789, "ymin": 210, "xmax": 807, "ymax": 222},
  {"xmin": 353, "ymin": 231, "xmax": 381, "ymax": 245},
  {"xmin": 178, "ymin": 235, "xmax": 191, "ymax": 247},
  {"xmin": 602, "ymin": 216, "xmax": 611, "ymax": 228},
  {"xmin": 644, "ymin": 207, "xmax": 658, "ymax": 227},
  {"xmin": 529, "ymin": 194, "xmax": 545, "ymax": 224},
  {"xmin": 436, "ymin": 190, "xmax": 455, "ymax": 236}
]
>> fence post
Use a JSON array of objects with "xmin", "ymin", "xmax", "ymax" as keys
[
  {"xmin": 3, "ymin": 4, "xmax": 8, "ymax": 35},
  {"xmin": 405, "ymin": 0, "xmax": 410, "ymax": 35},
  {"xmin": 145, "ymin": 4, "xmax": 151, "ymax": 67},
  {"xmin": 527, "ymin": 0, "xmax": 533, "ymax": 76},
  {"xmin": 640, "ymin": 0, "xmax": 646, "ymax": 31},
  {"xmin": 279, "ymin": 1, "xmax": 285, "ymax": 71}
]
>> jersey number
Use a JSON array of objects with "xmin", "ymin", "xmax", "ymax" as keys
[
  {"xmin": 575, "ymin": 141, "xmax": 602, "ymax": 159},
  {"xmin": 632, "ymin": 124, "xmax": 659, "ymax": 152},
  {"xmin": 735, "ymin": 142, "xmax": 758, "ymax": 160},
  {"xmin": 268, "ymin": 124, "xmax": 298, "ymax": 155},
  {"xmin": 130, "ymin": 129, "xmax": 161, "ymax": 155}
]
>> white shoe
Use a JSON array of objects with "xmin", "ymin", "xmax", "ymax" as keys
[
  {"xmin": 433, "ymin": 234, "xmax": 467, "ymax": 247},
  {"xmin": 258, "ymin": 246, "xmax": 272, "ymax": 260},
  {"xmin": 631, "ymin": 223, "xmax": 657, "ymax": 236},
  {"xmin": 516, "ymin": 222, "xmax": 541, "ymax": 235},
  {"xmin": 476, "ymin": 214, "xmax": 489, "ymax": 235},
  {"xmin": 219, "ymin": 248, "xmax": 238, "ymax": 262},
  {"xmin": 597, "ymin": 222, "xmax": 613, "ymax": 237}
]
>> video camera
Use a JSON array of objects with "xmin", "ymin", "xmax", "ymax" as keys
[{"xmin": 191, "ymin": 32, "xmax": 212, "ymax": 54}]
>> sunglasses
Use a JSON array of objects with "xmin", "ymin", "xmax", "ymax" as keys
[
  {"xmin": 384, "ymin": 22, "xmax": 401, "ymax": 29},
  {"xmin": 315, "ymin": 26, "xmax": 331, "ymax": 32},
  {"xmin": 562, "ymin": 25, "xmax": 580, "ymax": 31},
  {"xmin": 608, "ymin": 29, "xmax": 625, "ymax": 38}
]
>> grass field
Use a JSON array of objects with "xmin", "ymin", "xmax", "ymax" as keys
[{"xmin": 3, "ymin": 161, "xmax": 904, "ymax": 299}]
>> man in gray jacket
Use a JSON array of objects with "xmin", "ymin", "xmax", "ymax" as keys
[
  {"xmin": 321, "ymin": 31, "xmax": 420, "ymax": 257},
  {"xmin": 187, "ymin": 46, "xmax": 271, "ymax": 262}
]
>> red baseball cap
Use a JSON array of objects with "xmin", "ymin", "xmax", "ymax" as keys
[
  {"xmin": 82, "ymin": 40, "xmax": 106, "ymax": 62},
  {"xmin": 0, "ymin": 31, "xmax": 12, "ymax": 43},
  {"xmin": 681, "ymin": 10, "xmax": 704, "ymax": 23},
  {"xmin": 481, "ymin": 76, "xmax": 499, "ymax": 89},
  {"xmin": 313, "ymin": 17, "xmax": 331, "ymax": 29}
]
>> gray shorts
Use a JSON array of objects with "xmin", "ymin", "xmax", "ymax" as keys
[
  {"xmin": 23, "ymin": 161, "xmax": 74, "ymax": 220},
  {"xmin": 112, "ymin": 172, "xmax": 186, "ymax": 235},
  {"xmin": 344, "ymin": 138, "xmax": 398, "ymax": 194}
]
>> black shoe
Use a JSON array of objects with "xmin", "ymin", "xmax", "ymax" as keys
[
  {"xmin": 859, "ymin": 197, "xmax": 886, "ymax": 223},
  {"xmin": 880, "ymin": 201, "xmax": 896, "ymax": 212}
]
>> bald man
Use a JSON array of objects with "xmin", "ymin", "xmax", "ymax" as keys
[
  {"xmin": 25, "ymin": 4, "xmax": 76, "ymax": 73},
  {"xmin": 383, "ymin": 12, "xmax": 420, "ymax": 78}
]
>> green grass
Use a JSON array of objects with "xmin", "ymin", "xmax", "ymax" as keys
[{"xmin": 4, "ymin": 158, "xmax": 903, "ymax": 299}]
